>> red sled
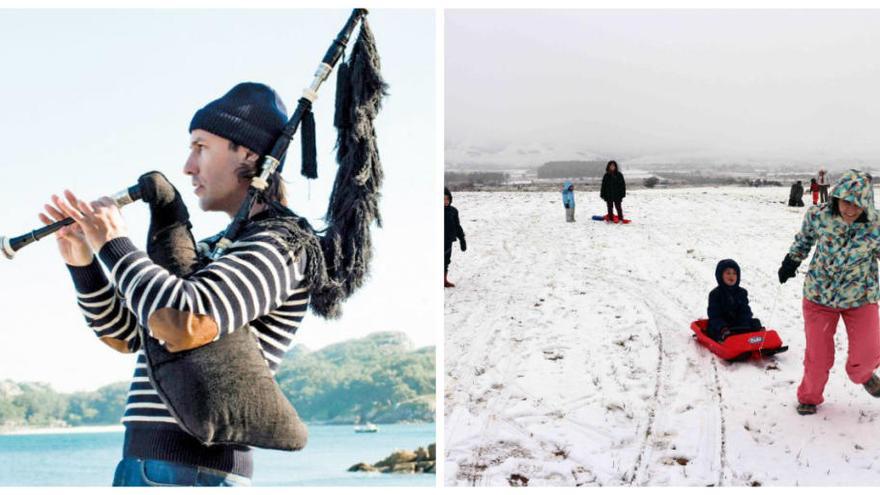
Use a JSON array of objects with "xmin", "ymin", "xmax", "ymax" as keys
[
  {"xmin": 690, "ymin": 319, "xmax": 788, "ymax": 361},
  {"xmin": 591, "ymin": 214, "xmax": 632, "ymax": 224}
]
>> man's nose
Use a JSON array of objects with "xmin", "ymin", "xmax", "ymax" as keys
[{"xmin": 183, "ymin": 155, "xmax": 197, "ymax": 175}]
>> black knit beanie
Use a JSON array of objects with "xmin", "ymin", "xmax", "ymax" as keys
[{"xmin": 189, "ymin": 82, "xmax": 288, "ymax": 170}]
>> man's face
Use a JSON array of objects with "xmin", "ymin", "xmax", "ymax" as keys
[{"xmin": 183, "ymin": 129, "xmax": 250, "ymax": 215}]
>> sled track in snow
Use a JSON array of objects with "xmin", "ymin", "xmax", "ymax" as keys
[
  {"xmin": 658, "ymin": 229, "xmax": 731, "ymax": 487},
  {"xmin": 605, "ymin": 231, "xmax": 729, "ymax": 487},
  {"xmin": 710, "ymin": 358, "xmax": 729, "ymax": 486},
  {"xmin": 585, "ymin": 267, "xmax": 672, "ymax": 486},
  {"xmin": 626, "ymin": 316, "xmax": 663, "ymax": 485}
]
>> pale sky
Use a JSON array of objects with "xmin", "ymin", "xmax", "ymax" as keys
[
  {"xmin": 446, "ymin": 10, "xmax": 880, "ymax": 166},
  {"xmin": 0, "ymin": 9, "xmax": 436, "ymax": 392}
]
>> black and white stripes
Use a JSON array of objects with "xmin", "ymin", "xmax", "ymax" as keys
[
  {"xmin": 68, "ymin": 229, "xmax": 309, "ymax": 427},
  {"xmin": 75, "ymin": 282, "xmax": 140, "ymax": 349},
  {"xmin": 99, "ymin": 232, "xmax": 305, "ymax": 340}
]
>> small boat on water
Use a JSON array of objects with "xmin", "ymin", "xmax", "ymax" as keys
[{"xmin": 354, "ymin": 423, "xmax": 379, "ymax": 433}]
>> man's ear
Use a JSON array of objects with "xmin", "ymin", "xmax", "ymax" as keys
[
  {"xmin": 239, "ymin": 146, "xmax": 260, "ymax": 169},
  {"xmin": 243, "ymin": 148, "xmax": 260, "ymax": 167}
]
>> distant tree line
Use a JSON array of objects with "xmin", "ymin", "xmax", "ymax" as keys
[
  {"xmin": 445, "ymin": 171, "xmax": 509, "ymax": 187},
  {"xmin": 537, "ymin": 161, "xmax": 607, "ymax": 179},
  {"xmin": 0, "ymin": 381, "xmax": 127, "ymax": 428},
  {"xmin": 0, "ymin": 332, "xmax": 436, "ymax": 430}
]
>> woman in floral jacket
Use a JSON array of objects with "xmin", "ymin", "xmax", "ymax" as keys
[{"xmin": 779, "ymin": 169, "xmax": 880, "ymax": 415}]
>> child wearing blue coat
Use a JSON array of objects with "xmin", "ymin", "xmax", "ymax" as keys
[
  {"xmin": 707, "ymin": 259, "xmax": 763, "ymax": 341},
  {"xmin": 562, "ymin": 181, "xmax": 575, "ymax": 222}
]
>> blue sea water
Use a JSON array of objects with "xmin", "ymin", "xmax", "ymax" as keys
[{"xmin": 0, "ymin": 423, "xmax": 436, "ymax": 487}]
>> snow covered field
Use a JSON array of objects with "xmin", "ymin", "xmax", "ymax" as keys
[{"xmin": 444, "ymin": 187, "xmax": 880, "ymax": 487}]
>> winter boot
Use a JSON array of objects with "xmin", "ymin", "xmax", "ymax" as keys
[
  {"xmin": 796, "ymin": 403, "xmax": 817, "ymax": 415},
  {"xmin": 444, "ymin": 274, "xmax": 455, "ymax": 288},
  {"xmin": 864, "ymin": 373, "xmax": 880, "ymax": 397}
]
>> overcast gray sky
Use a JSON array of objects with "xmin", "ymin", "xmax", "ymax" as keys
[{"xmin": 446, "ymin": 10, "xmax": 880, "ymax": 168}]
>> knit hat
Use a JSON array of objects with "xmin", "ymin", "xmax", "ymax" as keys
[{"xmin": 189, "ymin": 82, "xmax": 288, "ymax": 169}]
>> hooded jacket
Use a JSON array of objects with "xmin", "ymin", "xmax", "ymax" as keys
[
  {"xmin": 788, "ymin": 169, "xmax": 880, "ymax": 309},
  {"xmin": 600, "ymin": 165, "xmax": 626, "ymax": 202},
  {"xmin": 562, "ymin": 181, "xmax": 575, "ymax": 208},
  {"xmin": 444, "ymin": 187, "xmax": 465, "ymax": 247},
  {"xmin": 707, "ymin": 259, "xmax": 755, "ymax": 337}
]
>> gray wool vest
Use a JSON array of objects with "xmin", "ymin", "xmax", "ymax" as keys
[{"xmin": 142, "ymin": 207, "xmax": 318, "ymax": 451}]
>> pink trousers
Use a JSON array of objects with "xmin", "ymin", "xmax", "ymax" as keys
[{"xmin": 797, "ymin": 298, "xmax": 880, "ymax": 405}]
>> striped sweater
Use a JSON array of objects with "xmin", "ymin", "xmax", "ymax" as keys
[{"xmin": 67, "ymin": 229, "xmax": 308, "ymax": 428}]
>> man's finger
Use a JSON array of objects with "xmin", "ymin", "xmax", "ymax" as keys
[
  {"xmin": 53, "ymin": 194, "xmax": 84, "ymax": 222},
  {"xmin": 77, "ymin": 198, "xmax": 96, "ymax": 219},
  {"xmin": 44, "ymin": 203, "xmax": 66, "ymax": 222}
]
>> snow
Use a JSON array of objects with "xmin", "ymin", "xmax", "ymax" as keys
[{"xmin": 444, "ymin": 186, "xmax": 880, "ymax": 487}]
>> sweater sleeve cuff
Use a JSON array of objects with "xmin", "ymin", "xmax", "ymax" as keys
[
  {"xmin": 98, "ymin": 237, "xmax": 139, "ymax": 273},
  {"xmin": 66, "ymin": 258, "xmax": 109, "ymax": 294}
]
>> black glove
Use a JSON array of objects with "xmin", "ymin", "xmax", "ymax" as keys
[
  {"xmin": 459, "ymin": 237, "xmax": 467, "ymax": 252},
  {"xmin": 138, "ymin": 171, "xmax": 190, "ymax": 227},
  {"xmin": 138, "ymin": 171, "xmax": 200, "ymax": 276},
  {"xmin": 778, "ymin": 254, "xmax": 800, "ymax": 284}
]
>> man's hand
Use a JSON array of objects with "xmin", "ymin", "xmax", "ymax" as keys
[
  {"xmin": 460, "ymin": 237, "xmax": 467, "ymax": 252},
  {"xmin": 53, "ymin": 190, "xmax": 128, "ymax": 254},
  {"xmin": 39, "ymin": 199, "xmax": 92, "ymax": 266}
]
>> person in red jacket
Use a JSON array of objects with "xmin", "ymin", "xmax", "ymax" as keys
[{"xmin": 810, "ymin": 178, "xmax": 820, "ymax": 205}]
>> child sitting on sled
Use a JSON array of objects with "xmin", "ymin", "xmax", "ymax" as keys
[{"xmin": 707, "ymin": 259, "xmax": 763, "ymax": 341}]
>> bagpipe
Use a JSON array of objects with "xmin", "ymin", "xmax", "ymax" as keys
[
  {"xmin": 1, "ymin": 8, "xmax": 386, "ymax": 451},
  {"xmin": 1, "ymin": 186, "xmax": 141, "ymax": 259}
]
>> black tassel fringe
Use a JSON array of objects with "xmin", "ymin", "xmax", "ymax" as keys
[{"xmin": 310, "ymin": 18, "xmax": 388, "ymax": 319}]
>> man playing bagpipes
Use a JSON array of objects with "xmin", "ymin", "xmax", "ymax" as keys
[{"xmin": 35, "ymin": 10, "xmax": 385, "ymax": 487}]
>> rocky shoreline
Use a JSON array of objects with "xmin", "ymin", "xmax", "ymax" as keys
[{"xmin": 349, "ymin": 443, "xmax": 436, "ymax": 474}]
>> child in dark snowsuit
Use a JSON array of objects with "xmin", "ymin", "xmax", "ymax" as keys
[
  {"xmin": 444, "ymin": 187, "xmax": 466, "ymax": 288},
  {"xmin": 707, "ymin": 259, "xmax": 763, "ymax": 341}
]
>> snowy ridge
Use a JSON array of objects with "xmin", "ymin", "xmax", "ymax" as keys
[{"xmin": 445, "ymin": 187, "xmax": 880, "ymax": 486}]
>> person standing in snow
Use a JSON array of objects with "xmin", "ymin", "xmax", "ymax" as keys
[
  {"xmin": 562, "ymin": 181, "xmax": 576, "ymax": 222},
  {"xmin": 600, "ymin": 160, "xmax": 626, "ymax": 222},
  {"xmin": 445, "ymin": 187, "xmax": 466, "ymax": 288},
  {"xmin": 706, "ymin": 259, "xmax": 763, "ymax": 342},
  {"xmin": 778, "ymin": 169, "xmax": 880, "ymax": 416},
  {"xmin": 788, "ymin": 180, "xmax": 805, "ymax": 207},
  {"xmin": 810, "ymin": 178, "xmax": 820, "ymax": 205},
  {"xmin": 818, "ymin": 169, "xmax": 830, "ymax": 203}
]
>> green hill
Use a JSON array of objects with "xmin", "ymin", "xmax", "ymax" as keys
[{"xmin": 0, "ymin": 332, "xmax": 435, "ymax": 430}]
